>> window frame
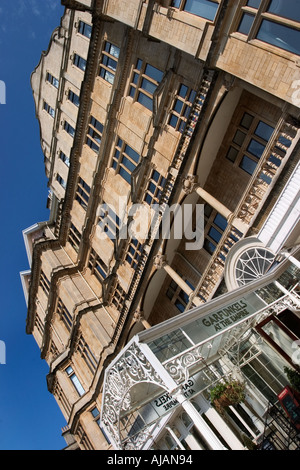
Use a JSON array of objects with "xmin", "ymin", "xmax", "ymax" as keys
[
  {"xmin": 99, "ymin": 41, "xmax": 120, "ymax": 85},
  {"xmin": 111, "ymin": 138, "xmax": 141, "ymax": 184},
  {"xmin": 129, "ymin": 58, "xmax": 164, "ymax": 111},
  {"xmin": 168, "ymin": 83, "xmax": 197, "ymax": 133},
  {"xmin": 46, "ymin": 72, "xmax": 59, "ymax": 89},
  {"xmin": 143, "ymin": 169, "xmax": 166, "ymax": 206},
  {"xmin": 78, "ymin": 20, "xmax": 92, "ymax": 39},
  {"xmin": 43, "ymin": 101, "xmax": 55, "ymax": 118},
  {"xmin": 73, "ymin": 53, "xmax": 87, "ymax": 72},
  {"xmin": 88, "ymin": 248, "xmax": 108, "ymax": 282},
  {"xmin": 57, "ymin": 298, "xmax": 73, "ymax": 332},
  {"xmin": 75, "ymin": 177, "xmax": 91, "ymax": 211},
  {"xmin": 86, "ymin": 116, "xmax": 103, "ymax": 153},
  {"xmin": 233, "ymin": 0, "xmax": 300, "ymax": 57},
  {"xmin": 171, "ymin": 0, "xmax": 220, "ymax": 22},
  {"xmin": 68, "ymin": 223, "xmax": 81, "ymax": 253},
  {"xmin": 65, "ymin": 365, "xmax": 85, "ymax": 397}
]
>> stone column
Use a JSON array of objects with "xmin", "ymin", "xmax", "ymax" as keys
[
  {"xmin": 182, "ymin": 175, "xmax": 247, "ymax": 233},
  {"xmin": 154, "ymin": 254, "xmax": 202, "ymax": 307},
  {"xmin": 174, "ymin": 391, "xmax": 227, "ymax": 450},
  {"xmin": 133, "ymin": 310, "xmax": 152, "ymax": 329}
]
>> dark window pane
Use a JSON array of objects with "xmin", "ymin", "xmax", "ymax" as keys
[
  {"xmin": 178, "ymin": 84, "xmax": 188, "ymax": 98},
  {"xmin": 267, "ymin": 0, "xmax": 300, "ymax": 22},
  {"xmin": 214, "ymin": 213, "xmax": 227, "ymax": 231},
  {"xmin": 169, "ymin": 114, "xmax": 178, "ymax": 128},
  {"xmin": 145, "ymin": 64, "xmax": 164, "ymax": 82},
  {"xmin": 124, "ymin": 145, "xmax": 140, "ymax": 163},
  {"xmin": 208, "ymin": 226, "xmax": 222, "ymax": 244},
  {"xmin": 226, "ymin": 146, "xmax": 239, "ymax": 162},
  {"xmin": 174, "ymin": 99, "xmax": 184, "ymax": 113},
  {"xmin": 240, "ymin": 112, "xmax": 254, "ymax": 129},
  {"xmin": 247, "ymin": 139, "xmax": 265, "ymax": 158},
  {"xmin": 240, "ymin": 155, "xmax": 257, "ymax": 174},
  {"xmin": 255, "ymin": 121, "xmax": 274, "ymax": 141},
  {"xmin": 184, "ymin": 0, "xmax": 219, "ymax": 21},
  {"xmin": 137, "ymin": 92, "xmax": 153, "ymax": 110},
  {"xmin": 141, "ymin": 77, "xmax": 157, "ymax": 95},
  {"xmin": 257, "ymin": 20, "xmax": 300, "ymax": 55},
  {"xmin": 233, "ymin": 130, "xmax": 246, "ymax": 146},
  {"xmin": 247, "ymin": 0, "xmax": 260, "ymax": 7},
  {"xmin": 238, "ymin": 13, "xmax": 255, "ymax": 35}
]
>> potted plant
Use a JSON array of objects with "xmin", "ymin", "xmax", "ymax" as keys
[
  {"xmin": 210, "ymin": 379, "xmax": 245, "ymax": 413},
  {"xmin": 284, "ymin": 367, "xmax": 300, "ymax": 394}
]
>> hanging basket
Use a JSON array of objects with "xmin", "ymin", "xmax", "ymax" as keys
[{"xmin": 211, "ymin": 381, "xmax": 245, "ymax": 413}]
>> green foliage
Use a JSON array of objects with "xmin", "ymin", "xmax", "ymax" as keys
[
  {"xmin": 210, "ymin": 380, "xmax": 245, "ymax": 412},
  {"xmin": 284, "ymin": 367, "xmax": 300, "ymax": 393}
]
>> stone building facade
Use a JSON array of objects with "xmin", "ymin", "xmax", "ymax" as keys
[{"xmin": 21, "ymin": 0, "xmax": 300, "ymax": 450}]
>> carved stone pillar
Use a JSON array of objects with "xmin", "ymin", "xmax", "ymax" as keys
[{"xmin": 153, "ymin": 254, "xmax": 202, "ymax": 307}]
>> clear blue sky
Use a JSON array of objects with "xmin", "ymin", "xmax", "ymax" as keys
[{"xmin": 0, "ymin": 1, "xmax": 68, "ymax": 450}]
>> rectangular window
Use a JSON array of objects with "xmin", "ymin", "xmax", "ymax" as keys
[
  {"xmin": 59, "ymin": 151, "xmax": 70, "ymax": 167},
  {"xmin": 68, "ymin": 89, "xmax": 80, "ymax": 107},
  {"xmin": 73, "ymin": 53, "xmax": 87, "ymax": 71},
  {"xmin": 68, "ymin": 223, "xmax": 81, "ymax": 252},
  {"xmin": 75, "ymin": 177, "xmax": 91, "ymax": 211},
  {"xmin": 112, "ymin": 138, "xmax": 141, "ymax": 184},
  {"xmin": 65, "ymin": 365, "xmax": 85, "ymax": 396},
  {"xmin": 129, "ymin": 59, "xmax": 164, "ymax": 111},
  {"xmin": 99, "ymin": 41, "xmax": 120, "ymax": 84},
  {"xmin": 77, "ymin": 336, "xmax": 97, "ymax": 373},
  {"xmin": 64, "ymin": 121, "xmax": 75, "ymax": 138},
  {"xmin": 86, "ymin": 116, "xmax": 103, "ymax": 153},
  {"xmin": 90, "ymin": 407, "xmax": 111, "ymax": 444},
  {"xmin": 144, "ymin": 169, "xmax": 166, "ymax": 206},
  {"xmin": 78, "ymin": 20, "xmax": 92, "ymax": 39},
  {"xmin": 98, "ymin": 203, "xmax": 121, "ymax": 241},
  {"xmin": 111, "ymin": 283, "xmax": 126, "ymax": 310},
  {"xmin": 236, "ymin": 1, "xmax": 300, "ymax": 55},
  {"xmin": 88, "ymin": 248, "xmax": 108, "ymax": 282},
  {"xmin": 57, "ymin": 298, "xmax": 73, "ymax": 332},
  {"xmin": 125, "ymin": 239, "xmax": 143, "ymax": 269},
  {"xmin": 203, "ymin": 204, "xmax": 228, "ymax": 255},
  {"xmin": 171, "ymin": 0, "xmax": 219, "ymax": 21},
  {"xmin": 169, "ymin": 83, "xmax": 197, "ymax": 133},
  {"xmin": 166, "ymin": 274, "xmax": 194, "ymax": 313},
  {"xmin": 40, "ymin": 271, "xmax": 50, "ymax": 295},
  {"xmin": 43, "ymin": 101, "xmax": 55, "ymax": 118},
  {"xmin": 46, "ymin": 72, "xmax": 59, "ymax": 88},
  {"xmin": 56, "ymin": 174, "xmax": 67, "ymax": 189},
  {"xmin": 225, "ymin": 111, "xmax": 275, "ymax": 175}
]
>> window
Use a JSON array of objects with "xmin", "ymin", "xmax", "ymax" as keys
[
  {"xmin": 57, "ymin": 298, "xmax": 73, "ymax": 332},
  {"xmin": 169, "ymin": 83, "xmax": 197, "ymax": 133},
  {"xmin": 166, "ymin": 274, "xmax": 195, "ymax": 313},
  {"xmin": 64, "ymin": 121, "xmax": 75, "ymax": 138},
  {"xmin": 78, "ymin": 20, "xmax": 92, "ymax": 39},
  {"xmin": 125, "ymin": 239, "xmax": 143, "ymax": 269},
  {"xmin": 144, "ymin": 170, "xmax": 166, "ymax": 206},
  {"xmin": 90, "ymin": 407, "xmax": 111, "ymax": 444},
  {"xmin": 225, "ymin": 111, "xmax": 275, "ymax": 175},
  {"xmin": 68, "ymin": 223, "xmax": 81, "ymax": 252},
  {"xmin": 43, "ymin": 101, "xmax": 55, "ymax": 118},
  {"xmin": 236, "ymin": 0, "xmax": 300, "ymax": 55},
  {"xmin": 75, "ymin": 177, "xmax": 91, "ymax": 211},
  {"xmin": 65, "ymin": 365, "xmax": 85, "ymax": 396},
  {"xmin": 88, "ymin": 248, "xmax": 108, "ymax": 282},
  {"xmin": 129, "ymin": 59, "xmax": 164, "ymax": 111},
  {"xmin": 68, "ymin": 89, "xmax": 80, "ymax": 107},
  {"xmin": 203, "ymin": 204, "xmax": 228, "ymax": 255},
  {"xmin": 56, "ymin": 174, "xmax": 67, "ymax": 189},
  {"xmin": 171, "ymin": 0, "xmax": 219, "ymax": 21},
  {"xmin": 99, "ymin": 41, "xmax": 120, "ymax": 84},
  {"xmin": 112, "ymin": 138, "xmax": 141, "ymax": 184},
  {"xmin": 46, "ymin": 72, "xmax": 59, "ymax": 88},
  {"xmin": 111, "ymin": 283, "xmax": 126, "ymax": 310},
  {"xmin": 35, "ymin": 315, "xmax": 44, "ymax": 336},
  {"xmin": 73, "ymin": 53, "xmax": 87, "ymax": 71},
  {"xmin": 98, "ymin": 203, "xmax": 121, "ymax": 241},
  {"xmin": 59, "ymin": 151, "xmax": 70, "ymax": 167},
  {"xmin": 76, "ymin": 336, "xmax": 97, "ymax": 373},
  {"xmin": 40, "ymin": 271, "xmax": 50, "ymax": 295},
  {"xmin": 86, "ymin": 116, "xmax": 103, "ymax": 153}
]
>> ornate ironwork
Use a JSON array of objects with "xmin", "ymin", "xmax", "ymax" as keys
[{"xmin": 102, "ymin": 341, "xmax": 166, "ymax": 448}]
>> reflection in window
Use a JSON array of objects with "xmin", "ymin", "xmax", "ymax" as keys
[{"xmin": 172, "ymin": 0, "xmax": 219, "ymax": 21}]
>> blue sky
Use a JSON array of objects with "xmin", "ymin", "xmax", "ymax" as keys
[{"xmin": 0, "ymin": 1, "xmax": 67, "ymax": 450}]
